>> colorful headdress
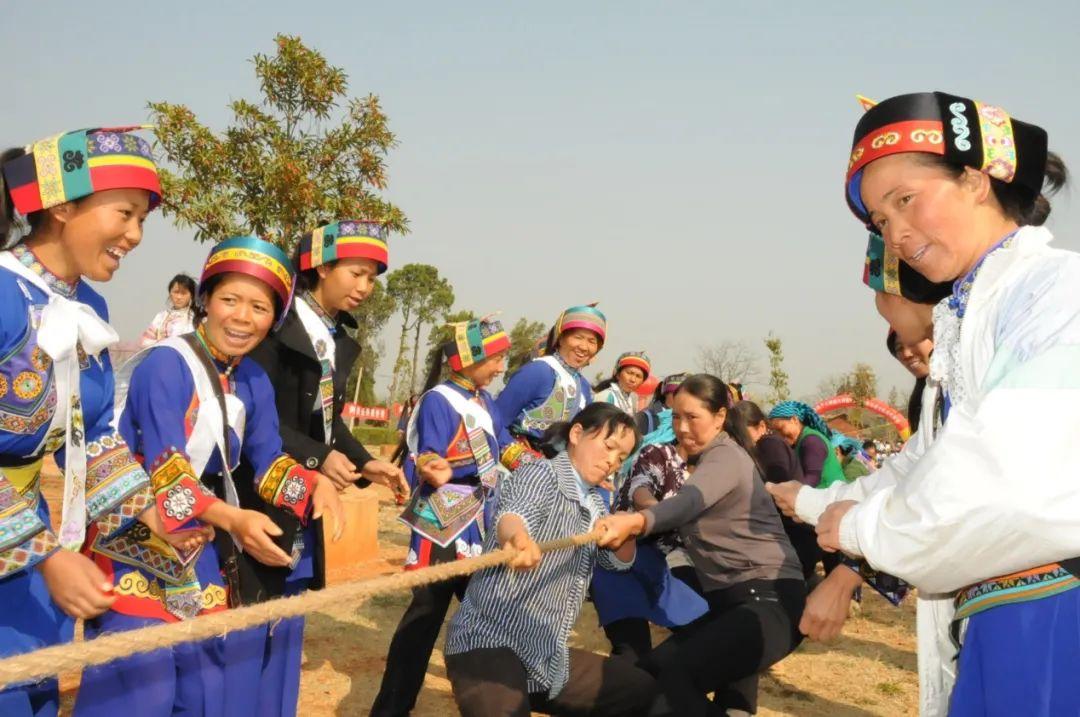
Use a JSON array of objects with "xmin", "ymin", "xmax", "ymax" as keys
[
  {"xmin": 845, "ymin": 92, "xmax": 1048, "ymax": 225},
  {"xmin": 768, "ymin": 400, "xmax": 832, "ymax": 437},
  {"xmin": 444, "ymin": 317, "xmax": 511, "ymax": 371},
  {"xmin": 297, "ymin": 219, "xmax": 389, "ymax": 275},
  {"xmin": 616, "ymin": 351, "xmax": 651, "ymax": 377},
  {"xmin": 200, "ymin": 236, "xmax": 296, "ymax": 329},
  {"xmin": 554, "ymin": 304, "xmax": 607, "ymax": 347},
  {"xmin": 1, "ymin": 126, "xmax": 162, "ymax": 215},
  {"xmin": 661, "ymin": 373, "xmax": 687, "ymax": 395},
  {"xmin": 863, "ymin": 233, "xmax": 951, "ymax": 305}
]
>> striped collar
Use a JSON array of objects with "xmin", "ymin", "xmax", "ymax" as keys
[{"xmin": 10, "ymin": 243, "xmax": 78, "ymax": 298}]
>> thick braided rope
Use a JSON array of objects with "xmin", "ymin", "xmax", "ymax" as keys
[{"xmin": 0, "ymin": 531, "xmax": 600, "ymax": 688}]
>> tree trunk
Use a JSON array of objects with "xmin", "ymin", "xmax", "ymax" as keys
[
  {"xmin": 387, "ymin": 320, "xmax": 410, "ymax": 407},
  {"xmin": 410, "ymin": 320, "xmax": 423, "ymax": 393}
]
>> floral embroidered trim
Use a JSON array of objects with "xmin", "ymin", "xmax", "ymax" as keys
[
  {"xmin": 256, "ymin": 455, "xmax": 314, "ymax": 520},
  {"xmin": 84, "ymin": 431, "xmax": 151, "ymax": 531},
  {"xmin": 149, "ymin": 449, "xmax": 219, "ymax": 532},
  {"xmin": 500, "ymin": 440, "xmax": 541, "ymax": 472},
  {"xmin": 0, "ymin": 525, "xmax": 59, "ymax": 577}
]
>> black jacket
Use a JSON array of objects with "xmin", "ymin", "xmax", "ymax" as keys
[{"xmin": 231, "ymin": 307, "xmax": 375, "ymax": 601}]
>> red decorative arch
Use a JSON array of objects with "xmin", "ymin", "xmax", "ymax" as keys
[{"xmin": 814, "ymin": 394, "xmax": 911, "ymax": 440}]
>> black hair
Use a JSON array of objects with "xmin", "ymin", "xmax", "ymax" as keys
[
  {"xmin": 676, "ymin": 373, "xmax": 760, "ymax": 464},
  {"xmin": 1, "ymin": 147, "xmax": 44, "ymax": 248},
  {"xmin": 537, "ymin": 402, "xmax": 642, "ymax": 460},
  {"xmin": 915, "ymin": 151, "xmax": 1068, "ymax": 227},
  {"xmin": 886, "ymin": 329, "xmax": 899, "ymax": 357},
  {"xmin": 908, "ymin": 376, "xmax": 926, "ymax": 433},
  {"xmin": 390, "ymin": 340, "xmax": 453, "ymax": 466},
  {"xmin": 168, "ymin": 273, "xmax": 196, "ymax": 297},
  {"xmin": 729, "ymin": 399, "xmax": 767, "ymax": 428},
  {"xmin": 289, "ymin": 243, "xmax": 334, "ymax": 294},
  {"xmin": 191, "ymin": 273, "xmax": 283, "ymax": 326},
  {"xmin": 862, "ymin": 440, "xmax": 876, "ymax": 451},
  {"xmin": 721, "ymin": 398, "xmax": 769, "ymax": 474}
]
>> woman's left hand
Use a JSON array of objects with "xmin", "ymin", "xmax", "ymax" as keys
[
  {"xmin": 313, "ymin": 474, "xmax": 347, "ymax": 541},
  {"xmin": 816, "ymin": 500, "xmax": 859, "ymax": 554},
  {"xmin": 595, "ymin": 512, "xmax": 646, "ymax": 550}
]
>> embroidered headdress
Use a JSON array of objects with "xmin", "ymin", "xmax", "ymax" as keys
[
  {"xmin": 616, "ymin": 351, "xmax": 651, "ymax": 377},
  {"xmin": 846, "ymin": 92, "xmax": 1048, "ymax": 226},
  {"xmin": 1, "ymin": 126, "xmax": 162, "ymax": 214},
  {"xmin": 660, "ymin": 372, "xmax": 687, "ymax": 395},
  {"xmin": 297, "ymin": 220, "xmax": 389, "ymax": 274},
  {"xmin": 200, "ymin": 236, "xmax": 296, "ymax": 329},
  {"xmin": 862, "ymin": 233, "xmax": 951, "ymax": 305},
  {"xmin": 444, "ymin": 316, "xmax": 511, "ymax": 371},
  {"xmin": 554, "ymin": 304, "xmax": 607, "ymax": 347}
]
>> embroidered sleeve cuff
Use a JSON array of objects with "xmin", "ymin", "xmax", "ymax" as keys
[
  {"xmin": 838, "ymin": 509, "xmax": 863, "ymax": 557},
  {"xmin": 150, "ymin": 449, "xmax": 221, "ymax": 533},
  {"xmin": 85, "ymin": 433, "xmax": 153, "ymax": 538},
  {"xmin": 794, "ymin": 485, "xmax": 829, "ymax": 526},
  {"xmin": 499, "ymin": 442, "xmax": 541, "ymax": 472},
  {"xmin": 256, "ymin": 456, "xmax": 315, "ymax": 522},
  {"xmin": 1, "ymin": 523, "xmax": 60, "ymax": 578},
  {"xmin": 415, "ymin": 452, "xmax": 442, "ymax": 470}
]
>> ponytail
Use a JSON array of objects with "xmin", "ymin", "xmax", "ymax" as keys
[
  {"xmin": 389, "ymin": 342, "xmax": 452, "ymax": 466},
  {"xmin": 0, "ymin": 147, "xmax": 38, "ymax": 248}
]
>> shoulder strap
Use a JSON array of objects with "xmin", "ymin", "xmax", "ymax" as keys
[{"xmin": 180, "ymin": 333, "xmax": 233, "ymax": 470}]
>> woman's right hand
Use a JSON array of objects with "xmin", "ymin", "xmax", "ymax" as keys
[
  {"xmin": 765, "ymin": 480, "xmax": 804, "ymax": 520},
  {"xmin": 229, "ymin": 509, "xmax": 292, "ymax": 567},
  {"xmin": 418, "ymin": 455, "xmax": 453, "ymax": 488},
  {"xmin": 38, "ymin": 549, "xmax": 116, "ymax": 619},
  {"xmin": 505, "ymin": 530, "xmax": 542, "ymax": 571}
]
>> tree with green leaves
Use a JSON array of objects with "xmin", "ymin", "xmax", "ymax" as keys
[
  {"xmin": 764, "ymin": 333, "xmax": 790, "ymax": 404},
  {"xmin": 506, "ymin": 317, "xmax": 549, "ymax": 376},
  {"xmin": 344, "ymin": 280, "xmax": 397, "ymax": 405},
  {"xmin": 385, "ymin": 264, "xmax": 455, "ymax": 402},
  {"xmin": 149, "ymin": 33, "xmax": 407, "ymax": 248}
]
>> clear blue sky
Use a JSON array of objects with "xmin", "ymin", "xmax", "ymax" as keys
[{"xmin": 5, "ymin": 1, "xmax": 1078, "ymax": 401}]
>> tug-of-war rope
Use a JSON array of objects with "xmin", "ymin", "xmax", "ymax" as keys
[{"xmin": 0, "ymin": 531, "xmax": 601, "ymax": 688}]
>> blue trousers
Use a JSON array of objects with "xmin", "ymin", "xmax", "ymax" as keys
[
  {"xmin": 951, "ymin": 586, "xmax": 1080, "ymax": 716},
  {"xmin": 256, "ymin": 577, "xmax": 310, "ymax": 717}
]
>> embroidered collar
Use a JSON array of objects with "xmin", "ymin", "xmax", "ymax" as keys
[
  {"xmin": 11, "ymin": 243, "xmax": 78, "ymax": 298},
  {"xmin": 301, "ymin": 291, "xmax": 337, "ymax": 334},
  {"xmin": 947, "ymin": 231, "xmax": 1018, "ymax": 319},
  {"xmin": 553, "ymin": 352, "xmax": 581, "ymax": 377},
  {"xmin": 195, "ymin": 324, "xmax": 242, "ymax": 376},
  {"xmin": 448, "ymin": 372, "xmax": 479, "ymax": 396}
]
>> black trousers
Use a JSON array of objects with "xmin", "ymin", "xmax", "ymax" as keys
[
  {"xmin": 641, "ymin": 579, "xmax": 806, "ymax": 717},
  {"xmin": 446, "ymin": 646, "xmax": 658, "ymax": 716},
  {"xmin": 370, "ymin": 564, "xmax": 469, "ymax": 716}
]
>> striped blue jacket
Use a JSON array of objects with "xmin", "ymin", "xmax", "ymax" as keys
[{"xmin": 444, "ymin": 452, "xmax": 632, "ymax": 696}]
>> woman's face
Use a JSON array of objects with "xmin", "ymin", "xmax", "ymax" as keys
[
  {"xmin": 616, "ymin": 366, "xmax": 645, "ymax": 393},
  {"xmin": 860, "ymin": 153, "xmax": 990, "ymax": 283},
  {"xmin": 672, "ymin": 391, "xmax": 726, "ymax": 456},
  {"xmin": 315, "ymin": 257, "xmax": 378, "ymax": 313},
  {"xmin": 51, "ymin": 188, "xmax": 151, "ymax": 282},
  {"xmin": 895, "ymin": 338, "xmax": 933, "ymax": 379},
  {"xmin": 459, "ymin": 351, "xmax": 508, "ymax": 390},
  {"xmin": 768, "ymin": 416, "xmax": 803, "ymax": 446},
  {"xmin": 874, "ymin": 292, "xmax": 934, "ymax": 348},
  {"xmin": 169, "ymin": 283, "xmax": 193, "ymax": 309},
  {"xmin": 557, "ymin": 328, "xmax": 601, "ymax": 369},
  {"xmin": 202, "ymin": 273, "xmax": 276, "ymax": 357},
  {"xmin": 567, "ymin": 422, "xmax": 636, "ymax": 485}
]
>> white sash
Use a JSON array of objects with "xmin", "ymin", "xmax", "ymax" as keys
[
  {"xmin": 114, "ymin": 337, "xmax": 245, "ymax": 515},
  {"xmin": 405, "ymin": 384, "xmax": 497, "ymax": 457},
  {"xmin": 0, "ymin": 251, "xmax": 119, "ymax": 550},
  {"xmin": 538, "ymin": 355, "xmax": 586, "ymax": 411}
]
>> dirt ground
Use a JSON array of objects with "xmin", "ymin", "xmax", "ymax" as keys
[{"xmin": 43, "ymin": 462, "xmax": 919, "ymax": 716}]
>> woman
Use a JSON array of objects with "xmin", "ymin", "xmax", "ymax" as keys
[
  {"xmin": 372, "ymin": 316, "xmax": 526, "ymax": 716},
  {"xmin": 636, "ymin": 372, "xmax": 687, "ymax": 435},
  {"xmin": 138, "ymin": 273, "xmax": 196, "ymax": 346},
  {"xmin": 593, "ymin": 351, "xmax": 650, "ymax": 414},
  {"xmin": 599, "ymin": 374, "xmax": 805, "ymax": 715},
  {"xmin": 592, "ymin": 406, "xmax": 708, "ymax": 662},
  {"xmin": 496, "ymin": 304, "xmax": 604, "ymax": 454},
  {"xmin": 0, "ymin": 127, "xmax": 187, "ymax": 717},
  {"xmin": 240, "ymin": 220, "xmax": 408, "ymax": 717},
  {"xmin": 74, "ymin": 236, "xmax": 344, "ymax": 717},
  {"xmin": 815, "ymin": 91, "xmax": 1077, "ymax": 715},
  {"xmin": 767, "ymin": 401, "xmax": 846, "ymax": 489},
  {"xmin": 444, "ymin": 403, "xmax": 657, "ymax": 716},
  {"xmin": 729, "ymin": 400, "xmax": 818, "ymax": 582}
]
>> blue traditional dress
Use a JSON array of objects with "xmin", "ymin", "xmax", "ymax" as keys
[
  {"xmin": 73, "ymin": 332, "xmax": 317, "ymax": 717},
  {"xmin": 496, "ymin": 354, "xmax": 592, "ymax": 451},
  {"xmin": 0, "ymin": 244, "xmax": 153, "ymax": 717}
]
